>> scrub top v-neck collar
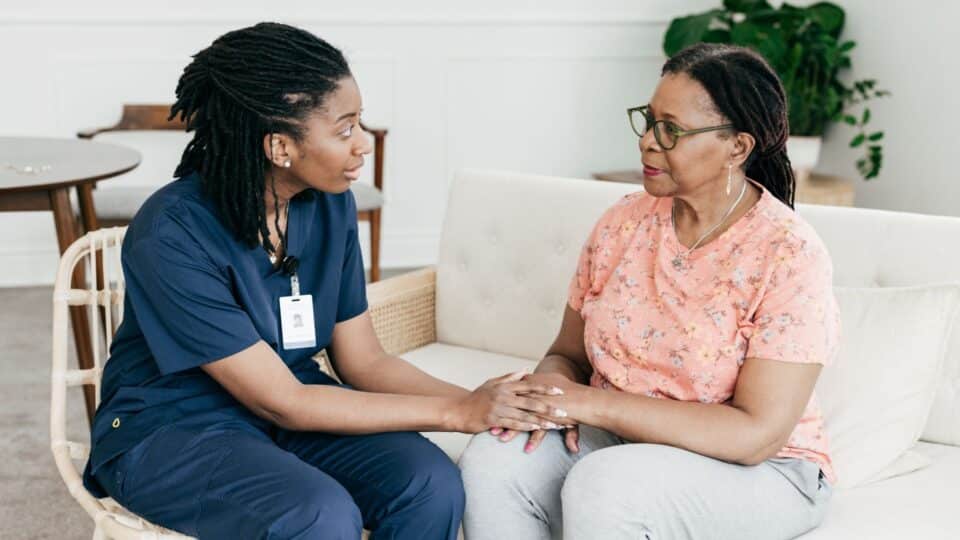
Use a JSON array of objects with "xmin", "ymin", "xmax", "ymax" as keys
[{"xmin": 260, "ymin": 196, "xmax": 306, "ymax": 279}]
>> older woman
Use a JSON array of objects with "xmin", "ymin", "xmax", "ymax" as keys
[{"xmin": 460, "ymin": 43, "xmax": 841, "ymax": 540}]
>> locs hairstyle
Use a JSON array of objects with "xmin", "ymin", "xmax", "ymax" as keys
[
  {"xmin": 663, "ymin": 43, "xmax": 796, "ymax": 209},
  {"xmin": 170, "ymin": 22, "xmax": 352, "ymax": 251}
]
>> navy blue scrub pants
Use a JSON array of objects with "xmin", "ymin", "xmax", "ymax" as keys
[{"xmin": 93, "ymin": 416, "xmax": 465, "ymax": 539}]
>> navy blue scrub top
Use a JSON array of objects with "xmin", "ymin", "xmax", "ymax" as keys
[{"xmin": 83, "ymin": 172, "xmax": 368, "ymax": 496}]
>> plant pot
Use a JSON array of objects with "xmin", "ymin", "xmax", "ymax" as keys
[{"xmin": 786, "ymin": 135, "xmax": 823, "ymax": 186}]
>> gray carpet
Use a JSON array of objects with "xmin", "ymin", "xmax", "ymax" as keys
[
  {"xmin": 1, "ymin": 286, "xmax": 91, "ymax": 540},
  {"xmin": 0, "ymin": 269, "xmax": 414, "ymax": 538}
]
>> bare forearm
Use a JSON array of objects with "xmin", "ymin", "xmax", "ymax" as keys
[
  {"xmin": 586, "ymin": 390, "xmax": 782, "ymax": 465},
  {"xmin": 340, "ymin": 353, "xmax": 469, "ymax": 399},
  {"xmin": 279, "ymin": 383, "xmax": 459, "ymax": 434},
  {"xmin": 536, "ymin": 354, "xmax": 591, "ymax": 384}
]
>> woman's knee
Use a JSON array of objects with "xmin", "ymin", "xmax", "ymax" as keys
[
  {"xmin": 268, "ymin": 479, "xmax": 363, "ymax": 540},
  {"xmin": 460, "ymin": 431, "xmax": 557, "ymax": 492},
  {"xmin": 405, "ymin": 450, "xmax": 466, "ymax": 516},
  {"xmin": 561, "ymin": 445, "xmax": 665, "ymax": 522}
]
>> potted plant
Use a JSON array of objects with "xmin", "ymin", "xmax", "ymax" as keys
[{"xmin": 663, "ymin": 0, "xmax": 889, "ymax": 183}]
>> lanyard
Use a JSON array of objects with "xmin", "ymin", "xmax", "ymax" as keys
[{"xmin": 290, "ymin": 272, "xmax": 301, "ymax": 297}]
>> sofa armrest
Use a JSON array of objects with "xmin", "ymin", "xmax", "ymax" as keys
[
  {"xmin": 313, "ymin": 267, "xmax": 438, "ymax": 380},
  {"xmin": 367, "ymin": 267, "xmax": 438, "ymax": 356}
]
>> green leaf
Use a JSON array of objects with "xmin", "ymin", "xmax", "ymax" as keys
[
  {"xmin": 807, "ymin": 2, "xmax": 845, "ymax": 38},
  {"xmin": 664, "ymin": 10, "xmax": 724, "ymax": 56},
  {"xmin": 868, "ymin": 132, "xmax": 884, "ymax": 141},
  {"xmin": 843, "ymin": 115, "xmax": 857, "ymax": 125},
  {"xmin": 861, "ymin": 108, "xmax": 871, "ymax": 124},
  {"xmin": 744, "ymin": 8, "xmax": 783, "ymax": 24},
  {"xmin": 839, "ymin": 40, "xmax": 856, "ymax": 52},
  {"xmin": 701, "ymin": 29, "xmax": 733, "ymax": 43},
  {"xmin": 850, "ymin": 133, "xmax": 866, "ymax": 148},
  {"xmin": 723, "ymin": 0, "xmax": 772, "ymax": 13},
  {"xmin": 730, "ymin": 21, "xmax": 787, "ymax": 67}
]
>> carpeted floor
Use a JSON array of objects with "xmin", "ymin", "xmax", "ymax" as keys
[{"xmin": 1, "ymin": 286, "xmax": 91, "ymax": 539}]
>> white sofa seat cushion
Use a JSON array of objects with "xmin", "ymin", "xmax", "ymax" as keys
[
  {"xmin": 798, "ymin": 442, "xmax": 960, "ymax": 539},
  {"xmin": 400, "ymin": 342, "xmax": 536, "ymax": 459}
]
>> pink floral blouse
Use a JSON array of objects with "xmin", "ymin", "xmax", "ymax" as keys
[{"xmin": 568, "ymin": 182, "xmax": 841, "ymax": 484}]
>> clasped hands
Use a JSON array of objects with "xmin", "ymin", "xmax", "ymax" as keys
[{"xmin": 451, "ymin": 371, "xmax": 588, "ymax": 454}]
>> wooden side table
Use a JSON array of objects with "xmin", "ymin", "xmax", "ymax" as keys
[
  {"xmin": 794, "ymin": 173, "xmax": 855, "ymax": 206},
  {"xmin": 1, "ymin": 137, "xmax": 140, "ymax": 423},
  {"xmin": 592, "ymin": 169, "xmax": 855, "ymax": 207}
]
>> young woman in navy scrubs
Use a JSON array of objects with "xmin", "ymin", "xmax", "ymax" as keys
[{"xmin": 82, "ymin": 23, "xmax": 567, "ymax": 540}]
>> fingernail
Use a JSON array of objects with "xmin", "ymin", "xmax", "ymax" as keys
[
  {"xmin": 524, "ymin": 443, "xmax": 533, "ymax": 453},
  {"xmin": 554, "ymin": 409, "xmax": 568, "ymax": 418},
  {"xmin": 490, "ymin": 427, "xmax": 502, "ymax": 435},
  {"xmin": 549, "ymin": 387, "xmax": 564, "ymax": 395},
  {"xmin": 544, "ymin": 422, "xmax": 559, "ymax": 429}
]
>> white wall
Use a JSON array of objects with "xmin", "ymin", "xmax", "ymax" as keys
[
  {"xmin": 816, "ymin": 0, "xmax": 959, "ymax": 217},
  {"xmin": 0, "ymin": 0, "xmax": 954, "ymax": 286}
]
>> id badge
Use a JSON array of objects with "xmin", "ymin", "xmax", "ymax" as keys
[{"xmin": 279, "ymin": 294, "xmax": 316, "ymax": 350}]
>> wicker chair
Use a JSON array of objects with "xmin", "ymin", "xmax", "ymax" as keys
[
  {"xmin": 51, "ymin": 227, "xmax": 193, "ymax": 539},
  {"xmin": 50, "ymin": 227, "xmax": 431, "ymax": 538}
]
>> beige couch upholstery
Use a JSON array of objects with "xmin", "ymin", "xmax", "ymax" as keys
[{"xmin": 365, "ymin": 169, "xmax": 960, "ymax": 539}]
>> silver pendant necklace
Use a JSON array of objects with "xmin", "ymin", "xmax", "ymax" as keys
[{"xmin": 670, "ymin": 179, "xmax": 747, "ymax": 270}]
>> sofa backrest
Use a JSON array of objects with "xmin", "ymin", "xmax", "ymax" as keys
[{"xmin": 435, "ymin": 169, "xmax": 960, "ymax": 446}]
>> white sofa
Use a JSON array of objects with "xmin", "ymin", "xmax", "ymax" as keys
[{"xmin": 366, "ymin": 169, "xmax": 960, "ymax": 539}]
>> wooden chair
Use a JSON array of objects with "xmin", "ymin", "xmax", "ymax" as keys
[{"xmin": 78, "ymin": 104, "xmax": 387, "ymax": 281}]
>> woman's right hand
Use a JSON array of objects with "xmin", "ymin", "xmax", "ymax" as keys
[
  {"xmin": 492, "ymin": 424, "xmax": 581, "ymax": 454},
  {"xmin": 447, "ymin": 371, "xmax": 569, "ymax": 433}
]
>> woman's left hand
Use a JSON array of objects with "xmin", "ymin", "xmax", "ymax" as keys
[{"xmin": 520, "ymin": 372, "xmax": 594, "ymax": 424}]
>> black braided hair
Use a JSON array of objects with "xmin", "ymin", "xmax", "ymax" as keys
[
  {"xmin": 662, "ymin": 43, "xmax": 796, "ymax": 209},
  {"xmin": 170, "ymin": 22, "xmax": 352, "ymax": 251}
]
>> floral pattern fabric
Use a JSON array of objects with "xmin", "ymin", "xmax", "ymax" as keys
[{"xmin": 568, "ymin": 183, "xmax": 841, "ymax": 483}]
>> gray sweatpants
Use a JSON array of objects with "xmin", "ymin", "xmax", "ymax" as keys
[{"xmin": 459, "ymin": 425, "xmax": 832, "ymax": 540}]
